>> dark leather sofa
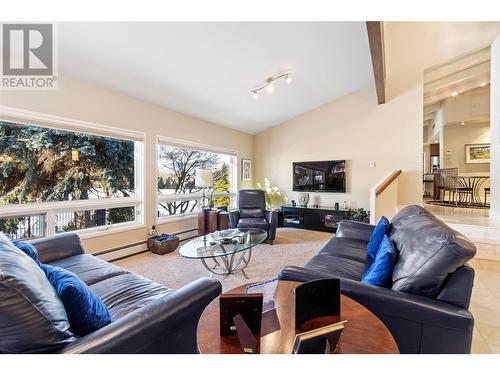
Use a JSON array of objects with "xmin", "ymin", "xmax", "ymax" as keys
[
  {"xmin": 26, "ymin": 233, "xmax": 221, "ymax": 353},
  {"xmin": 228, "ymin": 189, "xmax": 278, "ymax": 243},
  {"xmin": 279, "ymin": 205, "xmax": 476, "ymax": 354}
]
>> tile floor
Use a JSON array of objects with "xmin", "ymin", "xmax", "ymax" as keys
[
  {"xmin": 424, "ymin": 202, "xmax": 500, "ymax": 228},
  {"xmin": 469, "ymin": 258, "xmax": 500, "ymax": 353},
  {"xmin": 421, "ymin": 203, "xmax": 500, "ymax": 353}
]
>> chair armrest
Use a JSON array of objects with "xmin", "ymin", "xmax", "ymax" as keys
[
  {"xmin": 228, "ymin": 210, "xmax": 239, "ymax": 228},
  {"xmin": 265, "ymin": 210, "xmax": 279, "ymax": 241},
  {"xmin": 31, "ymin": 233, "xmax": 85, "ymax": 263},
  {"xmin": 436, "ymin": 265, "xmax": 474, "ymax": 309},
  {"xmin": 59, "ymin": 277, "xmax": 222, "ymax": 354},
  {"xmin": 336, "ymin": 220, "xmax": 375, "ymax": 242}
]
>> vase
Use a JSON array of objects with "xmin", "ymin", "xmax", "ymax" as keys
[{"xmin": 298, "ymin": 193, "xmax": 310, "ymax": 207}]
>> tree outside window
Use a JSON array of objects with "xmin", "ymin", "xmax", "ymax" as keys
[
  {"xmin": 0, "ymin": 121, "xmax": 138, "ymax": 238},
  {"xmin": 157, "ymin": 145, "xmax": 233, "ymax": 217}
]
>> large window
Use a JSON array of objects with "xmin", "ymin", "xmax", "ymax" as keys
[
  {"xmin": 157, "ymin": 139, "xmax": 236, "ymax": 220},
  {"xmin": 0, "ymin": 119, "xmax": 143, "ymax": 239}
]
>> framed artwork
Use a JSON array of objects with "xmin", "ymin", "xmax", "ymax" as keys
[
  {"xmin": 465, "ymin": 143, "xmax": 490, "ymax": 164},
  {"xmin": 242, "ymin": 159, "xmax": 252, "ymax": 182}
]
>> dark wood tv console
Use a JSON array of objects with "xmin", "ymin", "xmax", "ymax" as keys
[{"xmin": 281, "ymin": 205, "xmax": 349, "ymax": 233}]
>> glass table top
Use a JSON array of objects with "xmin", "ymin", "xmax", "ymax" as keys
[{"xmin": 179, "ymin": 228, "xmax": 267, "ymax": 259}]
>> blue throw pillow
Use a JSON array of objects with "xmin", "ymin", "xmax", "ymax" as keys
[
  {"xmin": 362, "ymin": 234, "xmax": 398, "ymax": 287},
  {"xmin": 41, "ymin": 264, "xmax": 112, "ymax": 336},
  {"xmin": 367, "ymin": 216, "xmax": 390, "ymax": 261},
  {"xmin": 13, "ymin": 241, "xmax": 42, "ymax": 266},
  {"xmin": 13, "ymin": 241, "xmax": 112, "ymax": 336}
]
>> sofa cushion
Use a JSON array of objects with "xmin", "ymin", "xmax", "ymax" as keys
[
  {"xmin": 318, "ymin": 237, "xmax": 371, "ymax": 263},
  {"xmin": 42, "ymin": 264, "xmax": 112, "ymax": 336},
  {"xmin": 90, "ymin": 273, "xmax": 173, "ymax": 320},
  {"xmin": 0, "ymin": 232, "xmax": 75, "ymax": 353},
  {"xmin": 304, "ymin": 255, "xmax": 368, "ymax": 281},
  {"xmin": 49, "ymin": 254, "xmax": 128, "ymax": 285},
  {"xmin": 238, "ymin": 189, "xmax": 266, "ymax": 218},
  {"xmin": 237, "ymin": 218, "xmax": 269, "ymax": 231},
  {"xmin": 390, "ymin": 205, "xmax": 429, "ymax": 232},
  {"xmin": 367, "ymin": 216, "xmax": 390, "ymax": 261},
  {"xmin": 390, "ymin": 206, "xmax": 476, "ymax": 297},
  {"xmin": 240, "ymin": 208, "xmax": 265, "ymax": 219},
  {"xmin": 362, "ymin": 235, "xmax": 398, "ymax": 287}
]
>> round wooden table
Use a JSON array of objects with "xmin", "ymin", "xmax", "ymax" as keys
[{"xmin": 197, "ymin": 280, "xmax": 399, "ymax": 354}]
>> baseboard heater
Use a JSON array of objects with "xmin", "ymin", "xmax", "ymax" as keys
[{"xmin": 94, "ymin": 228, "xmax": 199, "ymax": 262}]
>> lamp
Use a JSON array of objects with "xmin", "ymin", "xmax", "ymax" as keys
[
  {"xmin": 195, "ymin": 169, "xmax": 214, "ymax": 208},
  {"xmin": 250, "ymin": 72, "xmax": 292, "ymax": 99}
]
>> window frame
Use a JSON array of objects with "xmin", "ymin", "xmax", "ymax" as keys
[
  {"xmin": 0, "ymin": 107, "xmax": 146, "ymax": 239},
  {"xmin": 156, "ymin": 135, "xmax": 237, "ymax": 224}
]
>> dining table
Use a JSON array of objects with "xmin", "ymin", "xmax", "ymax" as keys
[{"xmin": 451, "ymin": 175, "xmax": 490, "ymax": 206}]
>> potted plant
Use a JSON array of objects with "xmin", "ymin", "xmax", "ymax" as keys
[{"xmin": 349, "ymin": 208, "xmax": 370, "ymax": 223}]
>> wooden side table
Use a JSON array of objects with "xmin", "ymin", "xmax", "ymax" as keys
[
  {"xmin": 197, "ymin": 280, "xmax": 399, "ymax": 354},
  {"xmin": 198, "ymin": 208, "xmax": 229, "ymax": 236}
]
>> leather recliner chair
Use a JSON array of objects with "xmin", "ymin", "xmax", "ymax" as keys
[{"xmin": 228, "ymin": 189, "xmax": 278, "ymax": 244}]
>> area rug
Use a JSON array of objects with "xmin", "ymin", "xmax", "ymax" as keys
[
  {"xmin": 113, "ymin": 228, "xmax": 332, "ymax": 291},
  {"xmin": 426, "ymin": 200, "xmax": 489, "ymax": 209}
]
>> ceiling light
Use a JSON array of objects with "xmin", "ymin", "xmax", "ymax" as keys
[
  {"xmin": 460, "ymin": 121, "xmax": 465, "ymax": 125},
  {"xmin": 452, "ymin": 92, "xmax": 459, "ymax": 97},
  {"xmin": 481, "ymin": 82, "xmax": 487, "ymax": 87},
  {"xmin": 250, "ymin": 72, "xmax": 292, "ymax": 99}
]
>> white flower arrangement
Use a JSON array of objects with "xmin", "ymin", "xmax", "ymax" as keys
[{"xmin": 255, "ymin": 178, "xmax": 287, "ymax": 209}]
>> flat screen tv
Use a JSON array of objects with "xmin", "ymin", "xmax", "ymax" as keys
[{"xmin": 293, "ymin": 160, "xmax": 346, "ymax": 193}]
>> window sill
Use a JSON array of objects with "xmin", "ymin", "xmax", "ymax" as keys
[
  {"xmin": 157, "ymin": 213, "xmax": 198, "ymax": 225},
  {"xmin": 76, "ymin": 223, "xmax": 147, "ymax": 240}
]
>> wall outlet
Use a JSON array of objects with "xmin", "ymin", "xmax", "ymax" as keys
[{"xmin": 369, "ymin": 161, "xmax": 376, "ymax": 167}]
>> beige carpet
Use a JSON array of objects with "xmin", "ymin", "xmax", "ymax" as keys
[{"xmin": 114, "ymin": 228, "xmax": 332, "ymax": 291}]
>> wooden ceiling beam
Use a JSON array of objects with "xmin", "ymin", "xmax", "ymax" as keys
[{"xmin": 366, "ymin": 21, "xmax": 386, "ymax": 104}]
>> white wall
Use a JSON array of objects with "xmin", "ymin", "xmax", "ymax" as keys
[
  {"xmin": 490, "ymin": 35, "xmax": 500, "ymax": 222},
  {"xmin": 442, "ymin": 122, "xmax": 491, "ymax": 174},
  {"xmin": 370, "ymin": 172, "xmax": 400, "ymax": 224},
  {"xmin": 254, "ymin": 85, "xmax": 423, "ymax": 210},
  {"xmin": 444, "ymin": 85, "xmax": 490, "ymax": 124},
  {"xmin": 0, "ymin": 75, "xmax": 254, "ymax": 253}
]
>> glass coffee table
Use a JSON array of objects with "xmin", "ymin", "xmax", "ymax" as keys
[{"xmin": 179, "ymin": 228, "xmax": 267, "ymax": 278}]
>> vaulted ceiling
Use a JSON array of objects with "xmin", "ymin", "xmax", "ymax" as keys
[
  {"xmin": 58, "ymin": 22, "xmax": 374, "ymax": 134},
  {"xmin": 424, "ymin": 47, "xmax": 490, "ymax": 108}
]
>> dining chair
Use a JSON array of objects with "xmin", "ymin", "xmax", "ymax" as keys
[
  {"xmin": 436, "ymin": 170, "xmax": 445, "ymax": 201},
  {"xmin": 441, "ymin": 168, "xmax": 473, "ymax": 206},
  {"xmin": 484, "ymin": 187, "xmax": 491, "ymax": 207}
]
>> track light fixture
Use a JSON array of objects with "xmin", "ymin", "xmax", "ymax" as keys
[{"xmin": 251, "ymin": 72, "xmax": 292, "ymax": 99}]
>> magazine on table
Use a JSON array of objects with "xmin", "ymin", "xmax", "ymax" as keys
[
  {"xmin": 212, "ymin": 229, "xmax": 246, "ymax": 243},
  {"xmin": 245, "ymin": 278, "xmax": 279, "ymax": 312}
]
